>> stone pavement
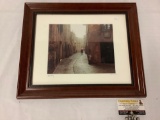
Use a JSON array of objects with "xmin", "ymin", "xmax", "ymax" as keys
[{"xmin": 53, "ymin": 53, "xmax": 115, "ymax": 74}]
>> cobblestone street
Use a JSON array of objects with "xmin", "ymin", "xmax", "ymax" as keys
[{"xmin": 53, "ymin": 53, "xmax": 115, "ymax": 74}]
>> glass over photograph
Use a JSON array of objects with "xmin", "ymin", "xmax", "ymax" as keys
[{"xmin": 47, "ymin": 24, "xmax": 115, "ymax": 74}]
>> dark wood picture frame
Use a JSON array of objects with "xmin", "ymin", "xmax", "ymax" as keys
[{"xmin": 17, "ymin": 3, "xmax": 146, "ymax": 99}]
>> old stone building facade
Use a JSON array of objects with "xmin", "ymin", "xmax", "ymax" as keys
[
  {"xmin": 47, "ymin": 24, "xmax": 77, "ymax": 73},
  {"xmin": 86, "ymin": 24, "xmax": 115, "ymax": 64}
]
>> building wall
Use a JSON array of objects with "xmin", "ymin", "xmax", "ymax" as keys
[
  {"xmin": 86, "ymin": 24, "xmax": 114, "ymax": 64},
  {"xmin": 48, "ymin": 25, "xmax": 61, "ymax": 73},
  {"xmin": 47, "ymin": 24, "xmax": 77, "ymax": 73}
]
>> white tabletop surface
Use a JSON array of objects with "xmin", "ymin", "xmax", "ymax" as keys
[{"xmin": 0, "ymin": 0, "xmax": 160, "ymax": 120}]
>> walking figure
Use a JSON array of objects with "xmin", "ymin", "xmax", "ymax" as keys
[{"xmin": 81, "ymin": 48, "xmax": 83, "ymax": 55}]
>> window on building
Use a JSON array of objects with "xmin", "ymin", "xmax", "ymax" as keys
[{"xmin": 101, "ymin": 24, "xmax": 111, "ymax": 32}]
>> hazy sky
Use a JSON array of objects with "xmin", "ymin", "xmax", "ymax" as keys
[{"xmin": 70, "ymin": 25, "xmax": 86, "ymax": 38}]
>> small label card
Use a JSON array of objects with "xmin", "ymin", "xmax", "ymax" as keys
[{"xmin": 117, "ymin": 100, "xmax": 146, "ymax": 115}]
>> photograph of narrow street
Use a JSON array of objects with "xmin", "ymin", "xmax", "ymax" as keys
[{"xmin": 47, "ymin": 24, "xmax": 115, "ymax": 74}]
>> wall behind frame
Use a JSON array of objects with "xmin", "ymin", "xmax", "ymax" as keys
[{"xmin": 0, "ymin": 0, "xmax": 160, "ymax": 120}]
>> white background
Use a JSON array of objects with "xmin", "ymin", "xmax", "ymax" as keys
[{"xmin": 0, "ymin": 0, "xmax": 160, "ymax": 120}]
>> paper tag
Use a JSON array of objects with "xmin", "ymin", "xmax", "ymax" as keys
[{"xmin": 117, "ymin": 100, "xmax": 146, "ymax": 115}]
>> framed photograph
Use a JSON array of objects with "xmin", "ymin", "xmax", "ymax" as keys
[{"xmin": 17, "ymin": 3, "xmax": 146, "ymax": 99}]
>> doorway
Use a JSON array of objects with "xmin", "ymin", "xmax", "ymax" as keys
[{"xmin": 100, "ymin": 42, "xmax": 115, "ymax": 64}]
